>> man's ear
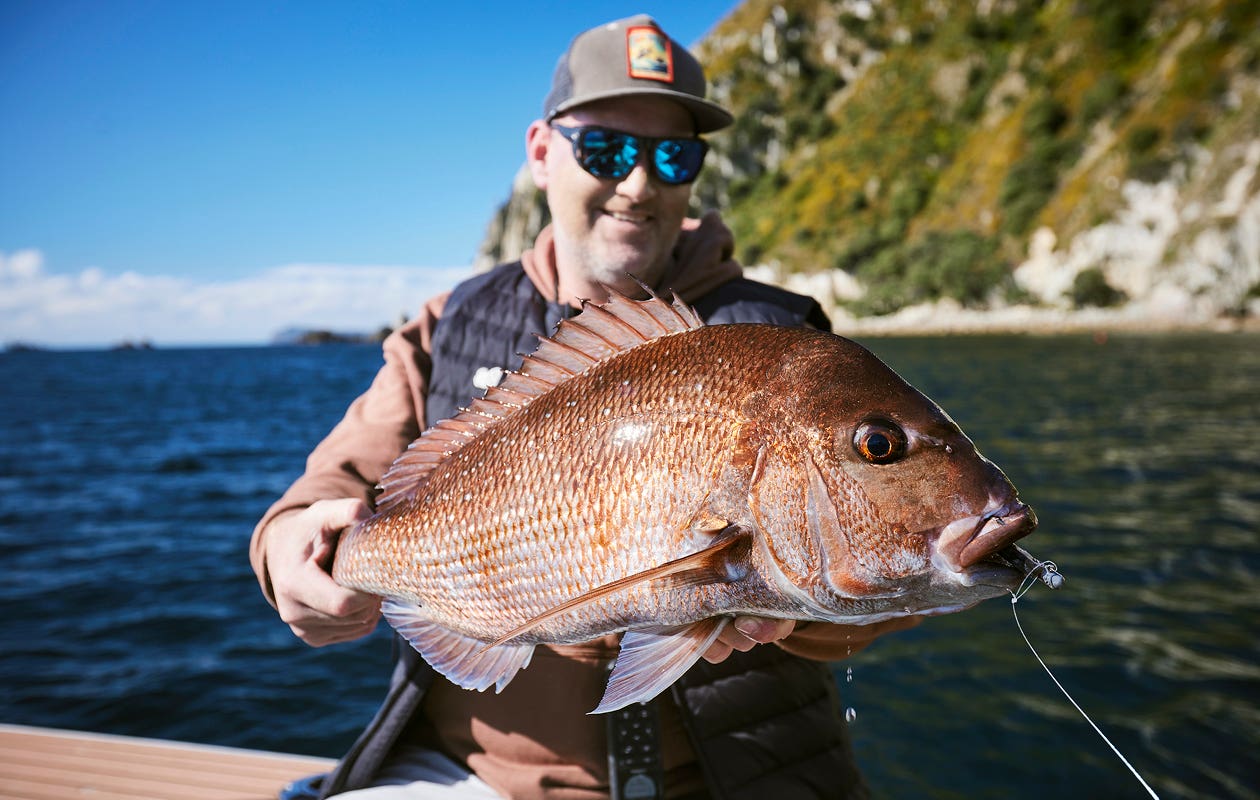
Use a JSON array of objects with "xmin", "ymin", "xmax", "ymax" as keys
[{"xmin": 525, "ymin": 120, "xmax": 552, "ymax": 191}]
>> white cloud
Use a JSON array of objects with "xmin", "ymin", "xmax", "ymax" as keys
[{"xmin": 0, "ymin": 249, "xmax": 471, "ymax": 348}]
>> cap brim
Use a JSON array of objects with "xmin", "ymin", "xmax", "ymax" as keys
[{"xmin": 548, "ymin": 88, "xmax": 734, "ymax": 133}]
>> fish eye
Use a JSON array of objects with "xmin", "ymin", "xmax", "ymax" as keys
[{"xmin": 853, "ymin": 419, "xmax": 907, "ymax": 465}]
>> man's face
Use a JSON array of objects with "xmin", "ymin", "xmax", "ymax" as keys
[{"xmin": 527, "ymin": 96, "xmax": 697, "ymax": 293}]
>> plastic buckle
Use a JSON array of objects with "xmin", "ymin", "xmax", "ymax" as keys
[{"xmin": 278, "ymin": 773, "xmax": 326, "ymax": 800}]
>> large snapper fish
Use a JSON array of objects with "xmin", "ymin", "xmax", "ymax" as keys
[{"xmin": 333, "ymin": 290, "xmax": 1047, "ymax": 713}]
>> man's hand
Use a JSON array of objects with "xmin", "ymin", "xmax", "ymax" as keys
[
  {"xmin": 702, "ymin": 615, "xmax": 921, "ymax": 664},
  {"xmin": 263, "ymin": 499, "xmax": 382, "ymax": 647},
  {"xmin": 703, "ymin": 616, "xmax": 796, "ymax": 663}
]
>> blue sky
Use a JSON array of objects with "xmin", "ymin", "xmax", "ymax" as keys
[{"xmin": 0, "ymin": 1, "xmax": 736, "ymax": 346}]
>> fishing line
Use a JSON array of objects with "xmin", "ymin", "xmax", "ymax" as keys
[
  {"xmin": 1014, "ymin": 558, "xmax": 1061, "ymax": 600},
  {"xmin": 1010, "ymin": 563, "xmax": 1160, "ymax": 800}
]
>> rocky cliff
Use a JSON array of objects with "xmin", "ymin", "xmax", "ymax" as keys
[{"xmin": 476, "ymin": 0, "xmax": 1260, "ymax": 332}]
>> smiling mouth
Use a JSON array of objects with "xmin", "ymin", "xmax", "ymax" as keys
[{"xmin": 603, "ymin": 209, "xmax": 651, "ymax": 225}]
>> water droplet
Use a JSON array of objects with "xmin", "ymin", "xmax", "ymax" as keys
[
  {"xmin": 846, "ymin": 667, "xmax": 853, "ymax": 683},
  {"xmin": 844, "ymin": 707, "xmax": 857, "ymax": 723}
]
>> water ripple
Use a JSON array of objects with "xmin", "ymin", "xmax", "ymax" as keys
[{"xmin": 2, "ymin": 335, "xmax": 1257, "ymax": 797}]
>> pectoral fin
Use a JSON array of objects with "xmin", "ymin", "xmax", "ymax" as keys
[
  {"xmin": 482, "ymin": 529, "xmax": 751, "ymax": 651},
  {"xmin": 382, "ymin": 598, "xmax": 534, "ymax": 693},
  {"xmin": 592, "ymin": 618, "xmax": 729, "ymax": 714}
]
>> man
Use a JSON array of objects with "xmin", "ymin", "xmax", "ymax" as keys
[{"xmin": 252, "ymin": 15, "xmax": 911, "ymax": 799}]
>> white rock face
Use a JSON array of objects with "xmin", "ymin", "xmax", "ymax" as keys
[
  {"xmin": 1015, "ymin": 138, "xmax": 1260, "ymax": 323},
  {"xmin": 795, "ymin": 136, "xmax": 1260, "ymax": 334}
]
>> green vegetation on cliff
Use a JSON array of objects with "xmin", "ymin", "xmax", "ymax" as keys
[{"xmin": 691, "ymin": 0, "xmax": 1260, "ymax": 315}]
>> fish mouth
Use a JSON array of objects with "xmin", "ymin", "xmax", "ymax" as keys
[
  {"xmin": 982, "ymin": 542, "xmax": 1049, "ymax": 575},
  {"xmin": 934, "ymin": 499, "xmax": 1039, "ymax": 587}
]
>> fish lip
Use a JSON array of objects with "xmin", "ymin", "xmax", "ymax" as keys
[
  {"xmin": 961, "ymin": 502, "xmax": 1038, "ymax": 568},
  {"xmin": 935, "ymin": 499, "xmax": 1038, "ymax": 575}
]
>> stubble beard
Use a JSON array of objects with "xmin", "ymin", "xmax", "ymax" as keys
[{"xmin": 558, "ymin": 228, "xmax": 669, "ymax": 295}]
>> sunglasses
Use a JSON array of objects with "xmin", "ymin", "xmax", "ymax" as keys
[{"xmin": 550, "ymin": 124, "xmax": 708, "ymax": 185}]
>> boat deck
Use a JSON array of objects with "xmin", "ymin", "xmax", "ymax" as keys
[{"xmin": 0, "ymin": 723, "xmax": 335, "ymax": 800}]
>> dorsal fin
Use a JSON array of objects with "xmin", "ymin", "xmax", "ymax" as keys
[{"xmin": 374, "ymin": 286, "xmax": 705, "ymax": 512}]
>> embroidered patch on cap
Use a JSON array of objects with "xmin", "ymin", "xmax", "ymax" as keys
[{"xmin": 626, "ymin": 26, "xmax": 673, "ymax": 83}]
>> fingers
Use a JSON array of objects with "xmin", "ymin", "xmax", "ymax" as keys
[
  {"xmin": 838, "ymin": 616, "xmax": 921, "ymax": 646},
  {"xmin": 702, "ymin": 640, "xmax": 734, "ymax": 664},
  {"xmin": 732, "ymin": 616, "xmax": 795, "ymax": 644},
  {"xmin": 840, "ymin": 615, "xmax": 921, "ymax": 650},
  {"xmin": 283, "ymin": 589, "xmax": 382, "ymax": 647},
  {"xmin": 314, "ymin": 497, "xmax": 374, "ymax": 538},
  {"xmin": 276, "ymin": 557, "xmax": 382, "ymax": 647},
  {"xmin": 265, "ymin": 499, "xmax": 381, "ymax": 647},
  {"xmin": 702, "ymin": 616, "xmax": 796, "ymax": 664},
  {"xmin": 782, "ymin": 616, "xmax": 924, "ymax": 660},
  {"xmin": 282, "ymin": 554, "xmax": 379, "ymax": 621}
]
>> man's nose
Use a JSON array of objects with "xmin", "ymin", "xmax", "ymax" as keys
[{"xmin": 616, "ymin": 162, "xmax": 657, "ymax": 201}]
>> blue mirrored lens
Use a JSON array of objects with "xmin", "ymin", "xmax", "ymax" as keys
[
  {"xmin": 579, "ymin": 129, "xmax": 638, "ymax": 179},
  {"xmin": 562, "ymin": 125, "xmax": 705, "ymax": 185},
  {"xmin": 653, "ymin": 140, "xmax": 705, "ymax": 184}
]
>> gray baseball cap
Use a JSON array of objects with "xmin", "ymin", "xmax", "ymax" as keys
[{"xmin": 543, "ymin": 15, "xmax": 734, "ymax": 133}]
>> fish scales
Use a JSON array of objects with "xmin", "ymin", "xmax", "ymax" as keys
[
  {"xmin": 332, "ymin": 290, "xmax": 1049, "ymax": 712},
  {"xmin": 338, "ymin": 324, "xmax": 801, "ymax": 640}
]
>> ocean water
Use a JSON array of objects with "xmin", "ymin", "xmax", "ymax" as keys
[{"xmin": 1, "ymin": 333, "xmax": 1257, "ymax": 799}]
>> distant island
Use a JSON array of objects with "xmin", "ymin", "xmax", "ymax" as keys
[
  {"xmin": 5, "ymin": 339, "xmax": 156, "ymax": 352},
  {"xmin": 111, "ymin": 339, "xmax": 154, "ymax": 351},
  {"xmin": 4, "ymin": 341, "xmax": 47, "ymax": 353},
  {"xmin": 270, "ymin": 325, "xmax": 396, "ymax": 346}
]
